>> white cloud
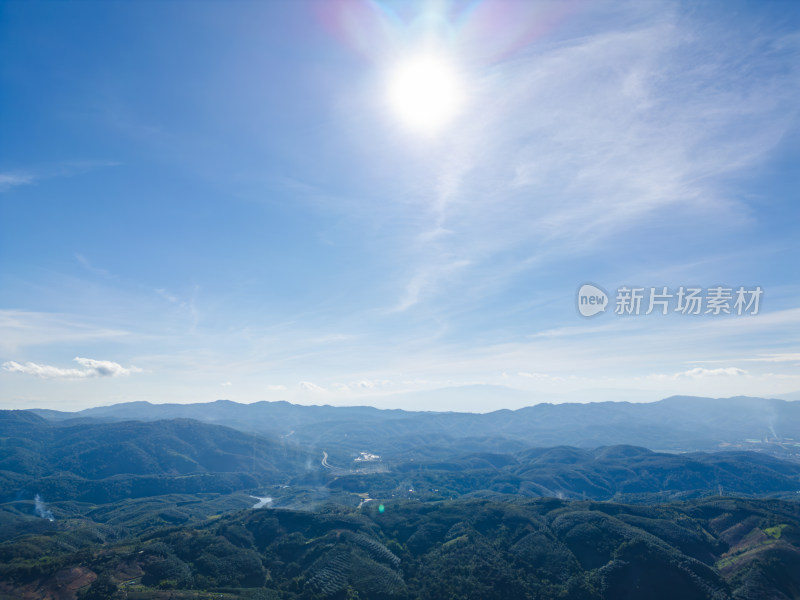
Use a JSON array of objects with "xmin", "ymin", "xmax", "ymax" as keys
[
  {"xmin": 518, "ymin": 371, "xmax": 565, "ymax": 382},
  {"xmin": 298, "ymin": 381, "xmax": 326, "ymax": 392},
  {"xmin": 676, "ymin": 367, "xmax": 748, "ymax": 379},
  {"xmin": 267, "ymin": 384, "xmax": 287, "ymax": 391},
  {"xmin": 73, "ymin": 357, "xmax": 140, "ymax": 377},
  {"xmin": 2, "ymin": 356, "xmax": 142, "ymax": 379},
  {"xmin": 330, "ymin": 379, "xmax": 394, "ymax": 393}
]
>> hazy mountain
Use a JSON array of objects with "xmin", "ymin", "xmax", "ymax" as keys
[
  {"xmin": 5, "ymin": 408, "xmax": 800, "ymax": 509},
  {"xmin": 362, "ymin": 385, "xmax": 671, "ymax": 410},
  {"xmin": 5, "ymin": 401, "xmax": 800, "ymax": 599},
  {"xmin": 29, "ymin": 395, "xmax": 800, "ymax": 459}
]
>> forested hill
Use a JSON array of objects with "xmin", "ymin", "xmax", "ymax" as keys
[
  {"xmin": 3, "ymin": 496, "xmax": 800, "ymax": 600},
  {"xmin": 5, "ymin": 408, "xmax": 800, "ymax": 507},
  {"xmin": 3, "ymin": 404, "xmax": 800, "ymax": 599},
  {"xmin": 0, "ymin": 410, "xmax": 311, "ymax": 504}
]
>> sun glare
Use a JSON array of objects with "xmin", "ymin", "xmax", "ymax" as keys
[{"xmin": 388, "ymin": 54, "xmax": 462, "ymax": 135}]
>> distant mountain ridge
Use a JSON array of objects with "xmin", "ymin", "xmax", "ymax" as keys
[
  {"xmin": 28, "ymin": 395, "xmax": 800, "ymax": 458},
  {"xmin": 5, "ymin": 402, "xmax": 800, "ymax": 508}
]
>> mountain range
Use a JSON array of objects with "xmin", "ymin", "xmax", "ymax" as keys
[
  {"xmin": 29, "ymin": 395, "xmax": 800, "ymax": 458},
  {"xmin": 2, "ymin": 395, "xmax": 800, "ymax": 599}
]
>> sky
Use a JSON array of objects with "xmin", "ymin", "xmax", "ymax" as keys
[{"xmin": 1, "ymin": 0, "xmax": 799, "ymax": 412}]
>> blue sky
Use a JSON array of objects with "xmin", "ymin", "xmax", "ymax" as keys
[{"xmin": 1, "ymin": 0, "xmax": 799, "ymax": 411}]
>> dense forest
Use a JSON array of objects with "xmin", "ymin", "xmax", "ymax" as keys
[
  {"xmin": 3, "ymin": 400, "xmax": 800, "ymax": 599},
  {"xmin": 2, "ymin": 497, "xmax": 800, "ymax": 599}
]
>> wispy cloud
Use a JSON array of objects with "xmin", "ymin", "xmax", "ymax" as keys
[
  {"xmin": 391, "ymin": 259, "xmax": 471, "ymax": 312},
  {"xmin": 0, "ymin": 172, "xmax": 35, "ymax": 192},
  {"xmin": 2, "ymin": 357, "xmax": 142, "ymax": 379},
  {"xmin": 391, "ymin": 6, "xmax": 799, "ymax": 314},
  {"xmin": 75, "ymin": 254, "xmax": 114, "ymax": 278},
  {"xmin": 330, "ymin": 378, "xmax": 393, "ymax": 393},
  {"xmin": 0, "ymin": 161, "xmax": 120, "ymax": 193},
  {"xmin": 690, "ymin": 353, "xmax": 800, "ymax": 364},
  {"xmin": 155, "ymin": 286, "xmax": 200, "ymax": 331},
  {"xmin": 298, "ymin": 381, "xmax": 326, "ymax": 392},
  {"xmin": 518, "ymin": 371, "xmax": 566, "ymax": 383},
  {"xmin": 0, "ymin": 310, "xmax": 130, "ymax": 354}
]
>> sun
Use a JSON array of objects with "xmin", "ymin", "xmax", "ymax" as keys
[{"xmin": 387, "ymin": 54, "xmax": 462, "ymax": 135}]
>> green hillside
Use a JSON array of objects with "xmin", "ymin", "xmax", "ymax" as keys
[{"xmin": 2, "ymin": 497, "xmax": 800, "ymax": 599}]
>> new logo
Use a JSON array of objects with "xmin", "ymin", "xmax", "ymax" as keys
[{"xmin": 577, "ymin": 283, "xmax": 608, "ymax": 317}]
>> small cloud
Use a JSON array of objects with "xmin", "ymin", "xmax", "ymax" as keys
[
  {"xmin": 332, "ymin": 379, "xmax": 393, "ymax": 393},
  {"xmin": 221, "ymin": 381, "xmax": 233, "ymax": 387},
  {"xmin": 73, "ymin": 357, "xmax": 141, "ymax": 377},
  {"xmin": 518, "ymin": 371, "xmax": 545, "ymax": 379},
  {"xmin": 267, "ymin": 384, "xmax": 287, "ymax": 391},
  {"xmin": 75, "ymin": 254, "xmax": 112, "ymax": 278},
  {"xmin": 677, "ymin": 367, "xmax": 748, "ymax": 379},
  {"xmin": 156, "ymin": 288, "xmax": 180, "ymax": 303},
  {"xmin": 2, "ymin": 357, "xmax": 142, "ymax": 379},
  {"xmin": 518, "ymin": 371, "xmax": 565, "ymax": 382},
  {"xmin": 299, "ymin": 381, "xmax": 326, "ymax": 392}
]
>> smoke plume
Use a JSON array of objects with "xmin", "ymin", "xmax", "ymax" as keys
[{"xmin": 34, "ymin": 494, "xmax": 55, "ymax": 521}]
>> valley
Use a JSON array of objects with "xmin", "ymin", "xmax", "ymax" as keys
[{"xmin": 2, "ymin": 396, "xmax": 800, "ymax": 598}]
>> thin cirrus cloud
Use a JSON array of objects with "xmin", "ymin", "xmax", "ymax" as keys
[
  {"xmin": 0, "ymin": 310, "xmax": 130, "ymax": 354},
  {"xmin": 0, "ymin": 162, "xmax": 120, "ymax": 193},
  {"xmin": 389, "ymin": 12, "xmax": 798, "ymax": 314},
  {"xmin": 745, "ymin": 354, "xmax": 800, "ymax": 364},
  {"xmin": 2, "ymin": 357, "xmax": 142, "ymax": 379},
  {"xmin": 0, "ymin": 172, "xmax": 35, "ymax": 192}
]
